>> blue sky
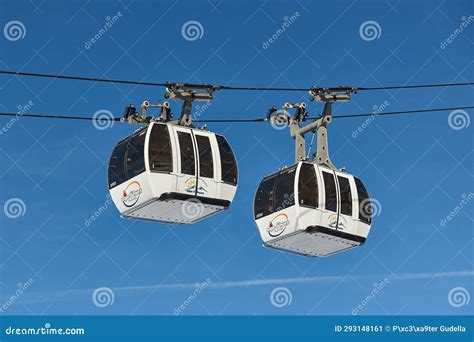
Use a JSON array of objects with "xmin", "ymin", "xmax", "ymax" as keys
[{"xmin": 0, "ymin": 0, "xmax": 472, "ymax": 316}]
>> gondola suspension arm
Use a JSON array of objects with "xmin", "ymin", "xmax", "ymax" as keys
[
  {"xmin": 289, "ymin": 102, "xmax": 336, "ymax": 169},
  {"xmin": 276, "ymin": 88, "xmax": 355, "ymax": 168}
]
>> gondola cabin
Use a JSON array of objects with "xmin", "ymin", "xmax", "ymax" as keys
[
  {"xmin": 254, "ymin": 162, "xmax": 372, "ymax": 257},
  {"xmin": 108, "ymin": 122, "xmax": 238, "ymax": 224}
]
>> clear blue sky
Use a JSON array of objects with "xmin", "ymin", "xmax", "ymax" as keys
[{"xmin": 0, "ymin": 0, "xmax": 472, "ymax": 315}]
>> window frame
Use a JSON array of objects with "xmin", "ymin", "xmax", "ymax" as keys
[
  {"xmin": 354, "ymin": 177, "xmax": 372, "ymax": 224},
  {"xmin": 337, "ymin": 175, "xmax": 352, "ymax": 216},
  {"xmin": 195, "ymin": 135, "xmax": 214, "ymax": 179},
  {"xmin": 108, "ymin": 127, "xmax": 149, "ymax": 189},
  {"xmin": 273, "ymin": 166, "xmax": 296, "ymax": 212},
  {"xmin": 216, "ymin": 134, "xmax": 238, "ymax": 185},
  {"xmin": 108, "ymin": 138, "xmax": 129, "ymax": 189},
  {"xmin": 298, "ymin": 163, "xmax": 319, "ymax": 209},
  {"xmin": 254, "ymin": 173, "xmax": 278, "ymax": 219},
  {"xmin": 177, "ymin": 130, "xmax": 196, "ymax": 176},
  {"xmin": 253, "ymin": 166, "xmax": 296, "ymax": 219},
  {"xmin": 322, "ymin": 171, "xmax": 337, "ymax": 212},
  {"xmin": 126, "ymin": 130, "xmax": 146, "ymax": 179},
  {"xmin": 148, "ymin": 123, "xmax": 173, "ymax": 174}
]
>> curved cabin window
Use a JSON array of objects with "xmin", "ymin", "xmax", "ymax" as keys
[
  {"xmin": 126, "ymin": 130, "xmax": 146, "ymax": 178},
  {"xmin": 177, "ymin": 131, "xmax": 195, "ymax": 175},
  {"xmin": 355, "ymin": 177, "xmax": 372, "ymax": 224},
  {"xmin": 149, "ymin": 124, "xmax": 173, "ymax": 173},
  {"xmin": 108, "ymin": 139, "xmax": 128, "ymax": 189},
  {"xmin": 322, "ymin": 171, "xmax": 337, "ymax": 212},
  {"xmin": 196, "ymin": 135, "xmax": 214, "ymax": 178},
  {"xmin": 298, "ymin": 163, "xmax": 318, "ymax": 208},
  {"xmin": 254, "ymin": 174, "xmax": 277, "ymax": 219},
  {"xmin": 216, "ymin": 135, "xmax": 238, "ymax": 185},
  {"xmin": 254, "ymin": 167, "xmax": 296, "ymax": 219},
  {"xmin": 274, "ymin": 167, "xmax": 296, "ymax": 211},
  {"xmin": 337, "ymin": 176, "xmax": 352, "ymax": 216}
]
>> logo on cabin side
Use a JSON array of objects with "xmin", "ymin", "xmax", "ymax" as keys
[
  {"xmin": 328, "ymin": 214, "xmax": 347, "ymax": 230},
  {"xmin": 267, "ymin": 213, "xmax": 290, "ymax": 237},
  {"xmin": 121, "ymin": 181, "xmax": 143, "ymax": 207},
  {"xmin": 185, "ymin": 177, "xmax": 208, "ymax": 195}
]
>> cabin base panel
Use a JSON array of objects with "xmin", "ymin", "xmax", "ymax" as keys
[
  {"xmin": 264, "ymin": 226, "xmax": 365, "ymax": 257},
  {"xmin": 122, "ymin": 196, "xmax": 226, "ymax": 224}
]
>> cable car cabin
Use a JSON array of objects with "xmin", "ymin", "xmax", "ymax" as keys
[
  {"xmin": 253, "ymin": 162, "xmax": 372, "ymax": 257},
  {"xmin": 108, "ymin": 122, "xmax": 238, "ymax": 224}
]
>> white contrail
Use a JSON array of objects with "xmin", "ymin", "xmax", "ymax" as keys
[
  {"xmin": 70, "ymin": 270, "xmax": 474, "ymax": 292},
  {"xmin": 7, "ymin": 270, "xmax": 473, "ymax": 305}
]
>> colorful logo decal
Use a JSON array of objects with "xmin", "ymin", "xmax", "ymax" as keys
[
  {"xmin": 328, "ymin": 214, "xmax": 347, "ymax": 230},
  {"xmin": 121, "ymin": 181, "xmax": 143, "ymax": 207},
  {"xmin": 184, "ymin": 177, "xmax": 208, "ymax": 195},
  {"xmin": 267, "ymin": 213, "xmax": 290, "ymax": 237},
  {"xmin": 328, "ymin": 214, "xmax": 338, "ymax": 228}
]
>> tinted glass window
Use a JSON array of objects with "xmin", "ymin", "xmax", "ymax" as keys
[
  {"xmin": 216, "ymin": 135, "xmax": 237, "ymax": 185},
  {"xmin": 338, "ymin": 176, "xmax": 352, "ymax": 216},
  {"xmin": 355, "ymin": 177, "xmax": 371, "ymax": 224},
  {"xmin": 254, "ymin": 175, "xmax": 277, "ymax": 219},
  {"xmin": 196, "ymin": 135, "xmax": 214, "ymax": 178},
  {"xmin": 274, "ymin": 167, "xmax": 296, "ymax": 211},
  {"xmin": 298, "ymin": 163, "xmax": 318, "ymax": 208},
  {"xmin": 108, "ymin": 139, "xmax": 128, "ymax": 189},
  {"xmin": 178, "ymin": 131, "xmax": 195, "ymax": 175},
  {"xmin": 323, "ymin": 171, "xmax": 337, "ymax": 212},
  {"xmin": 126, "ymin": 131, "xmax": 146, "ymax": 178},
  {"xmin": 149, "ymin": 124, "xmax": 173, "ymax": 173}
]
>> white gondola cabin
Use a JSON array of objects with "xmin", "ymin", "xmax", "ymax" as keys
[
  {"xmin": 254, "ymin": 100, "xmax": 374, "ymax": 257},
  {"xmin": 254, "ymin": 162, "xmax": 372, "ymax": 257},
  {"xmin": 108, "ymin": 122, "xmax": 238, "ymax": 224}
]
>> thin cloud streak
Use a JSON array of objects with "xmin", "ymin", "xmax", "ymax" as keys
[
  {"xmin": 8, "ymin": 270, "xmax": 473, "ymax": 305},
  {"xmin": 110, "ymin": 270, "xmax": 474, "ymax": 291}
]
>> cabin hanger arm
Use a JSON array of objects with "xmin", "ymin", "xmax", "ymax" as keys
[{"xmin": 290, "ymin": 102, "xmax": 335, "ymax": 169}]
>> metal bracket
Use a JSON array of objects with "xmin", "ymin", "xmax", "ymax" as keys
[
  {"xmin": 283, "ymin": 102, "xmax": 307, "ymax": 122},
  {"xmin": 122, "ymin": 84, "xmax": 216, "ymax": 127},
  {"xmin": 122, "ymin": 101, "xmax": 170, "ymax": 125},
  {"xmin": 165, "ymin": 84, "xmax": 215, "ymax": 127},
  {"xmin": 309, "ymin": 87, "xmax": 355, "ymax": 103}
]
